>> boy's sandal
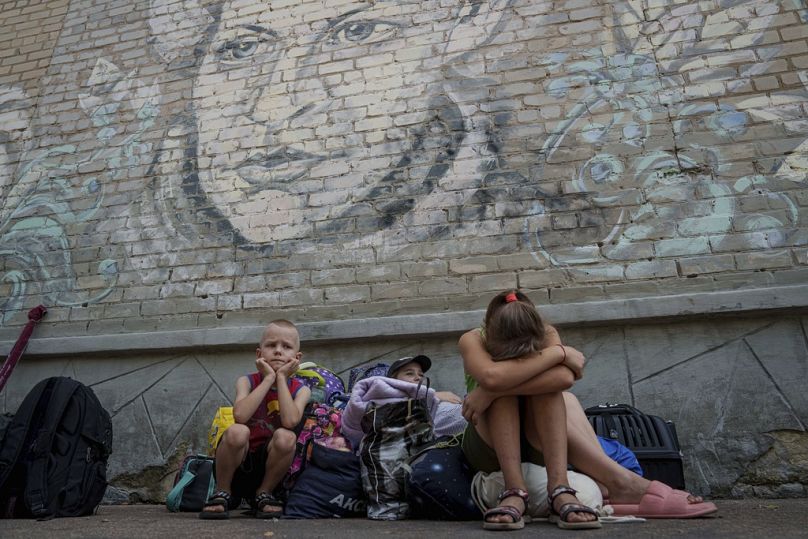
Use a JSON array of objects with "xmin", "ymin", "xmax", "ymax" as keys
[
  {"xmin": 198, "ymin": 490, "xmax": 232, "ymax": 520},
  {"xmin": 483, "ymin": 487, "xmax": 529, "ymax": 531},
  {"xmin": 548, "ymin": 485, "xmax": 602, "ymax": 530},
  {"xmin": 254, "ymin": 491, "xmax": 284, "ymax": 519}
]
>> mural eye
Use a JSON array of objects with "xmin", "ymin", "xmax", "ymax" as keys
[
  {"xmin": 331, "ymin": 20, "xmax": 396, "ymax": 45},
  {"xmin": 227, "ymin": 38, "xmax": 259, "ymax": 59},
  {"xmin": 217, "ymin": 33, "xmax": 275, "ymax": 63},
  {"xmin": 344, "ymin": 22, "xmax": 375, "ymax": 41}
]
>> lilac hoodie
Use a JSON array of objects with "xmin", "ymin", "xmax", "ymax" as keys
[{"xmin": 341, "ymin": 376, "xmax": 467, "ymax": 449}]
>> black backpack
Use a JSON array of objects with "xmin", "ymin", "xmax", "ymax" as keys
[{"xmin": 0, "ymin": 377, "xmax": 113, "ymax": 519}]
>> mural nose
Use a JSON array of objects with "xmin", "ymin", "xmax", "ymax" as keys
[{"xmin": 248, "ymin": 73, "xmax": 329, "ymax": 127}]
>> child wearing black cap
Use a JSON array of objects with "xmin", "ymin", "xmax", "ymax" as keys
[
  {"xmin": 387, "ymin": 355, "xmax": 462, "ymax": 404},
  {"xmin": 342, "ymin": 354, "xmax": 467, "ymax": 520}
]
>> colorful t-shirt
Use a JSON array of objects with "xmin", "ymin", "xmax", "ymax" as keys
[{"xmin": 245, "ymin": 372, "xmax": 305, "ymax": 451}]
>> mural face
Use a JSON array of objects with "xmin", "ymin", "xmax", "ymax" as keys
[
  {"xmin": 193, "ymin": 0, "xmax": 468, "ymax": 246},
  {"xmin": 0, "ymin": 0, "xmax": 806, "ymax": 324}
]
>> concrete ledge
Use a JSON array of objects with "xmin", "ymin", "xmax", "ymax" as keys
[{"xmin": 3, "ymin": 285, "xmax": 807, "ymax": 357}]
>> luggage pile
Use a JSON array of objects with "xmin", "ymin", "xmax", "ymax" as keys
[
  {"xmin": 168, "ymin": 360, "xmax": 689, "ymax": 520},
  {"xmin": 168, "ymin": 360, "xmax": 481, "ymax": 520}
]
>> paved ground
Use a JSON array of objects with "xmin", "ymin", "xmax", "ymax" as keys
[{"xmin": 1, "ymin": 500, "xmax": 807, "ymax": 539}]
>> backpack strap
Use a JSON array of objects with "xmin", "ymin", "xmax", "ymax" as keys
[
  {"xmin": 24, "ymin": 377, "xmax": 81, "ymax": 518},
  {"xmin": 206, "ymin": 466, "xmax": 216, "ymax": 504},
  {"xmin": 166, "ymin": 470, "xmax": 198, "ymax": 512},
  {"xmin": 168, "ymin": 457, "xmax": 216, "ymax": 512},
  {"xmin": 406, "ymin": 433, "xmax": 462, "ymax": 464},
  {"xmin": 414, "ymin": 378, "xmax": 434, "ymax": 413},
  {"xmin": 0, "ymin": 378, "xmax": 51, "ymax": 491}
]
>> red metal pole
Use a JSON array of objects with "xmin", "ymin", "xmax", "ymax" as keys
[{"xmin": 0, "ymin": 305, "xmax": 47, "ymax": 392}]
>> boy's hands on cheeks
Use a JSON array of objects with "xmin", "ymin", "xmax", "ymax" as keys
[
  {"xmin": 256, "ymin": 357, "xmax": 276, "ymax": 382},
  {"xmin": 275, "ymin": 358, "xmax": 300, "ymax": 378}
]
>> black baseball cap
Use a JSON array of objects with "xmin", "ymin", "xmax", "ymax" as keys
[{"xmin": 387, "ymin": 355, "xmax": 432, "ymax": 378}]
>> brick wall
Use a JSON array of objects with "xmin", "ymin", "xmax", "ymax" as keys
[{"xmin": 0, "ymin": 0, "xmax": 806, "ymax": 336}]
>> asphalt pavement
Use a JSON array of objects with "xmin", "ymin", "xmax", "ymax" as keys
[{"xmin": 1, "ymin": 499, "xmax": 807, "ymax": 539}]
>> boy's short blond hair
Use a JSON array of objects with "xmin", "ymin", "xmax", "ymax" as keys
[{"xmin": 260, "ymin": 319, "xmax": 300, "ymax": 348}]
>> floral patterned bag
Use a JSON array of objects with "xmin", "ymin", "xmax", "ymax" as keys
[{"xmin": 284, "ymin": 403, "xmax": 349, "ymax": 489}]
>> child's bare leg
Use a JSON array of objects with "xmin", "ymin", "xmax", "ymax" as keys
[
  {"xmin": 563, "ymin": 394, "xmax": 703, "ymax": 505},
  {"xmin": 563, "ymin": 392, "xmax": 608, "ymax": 497},
  {"xmin": 563, "ymin": 393, "xmax": 600, "ymax": 448},
  {"xmin": 203, "ymin": 424, "xmax": 250, "ymax": 513},
  {"xmin": 255, "ymin": 428, "xmax": 297, "ymax": 512},
  {"xmin": 525, "ymin": 392, "xmax": 597, "ymax": 523},
  {"xmin": 474, "ymin": 396, "xmax": 527, "ymax": 524}
]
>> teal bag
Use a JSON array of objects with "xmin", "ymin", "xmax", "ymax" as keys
[{"xmin": 166, "ymin": 455, "xmax": 215, "ymax": 512}]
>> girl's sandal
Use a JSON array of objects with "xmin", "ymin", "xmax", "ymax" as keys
[
  {"xmin": 548, "ymin": 485, "xmax": 602, "ymax": 530},
  {"xmin": 254, "ymin": 491, "xmax": 284, "ymax": 519},
  {"xmin": 483, "ymin": 487, "xmax": 530, "ymax": 531},
  {"xmin": 198, "ymin": 490, "xmax": 233, "ymax": 520}
]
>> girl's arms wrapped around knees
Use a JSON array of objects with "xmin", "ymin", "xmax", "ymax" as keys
[
  {"xmin": 542, "ymin": 325, "xmax": 585, "ymax": 380},
  {"xmin": 543, "ymin": 324, "xmax": 562, "ymax": 346},
  {"xmin": 462, "ymin": 365, "xmax": 575, "ymax": 425},
  {"xmin": 459, "ymin": 325, "xmax": 587, "ymax": 425},
  {"xmin": 539, "ymin": 325, "xmax": 586, "ymax": 380},
  {"xmin": 459, "ymin": 327, "xmax": 585, "ymax": 392}
]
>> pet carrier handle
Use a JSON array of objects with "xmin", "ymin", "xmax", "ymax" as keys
[
  {"xmin": 584, "ymin": 403, "xmax": 644, "ymax": 417},
  {"xmin": 605, "ymin": 413, "xmax": 621, "ymax": 441}
]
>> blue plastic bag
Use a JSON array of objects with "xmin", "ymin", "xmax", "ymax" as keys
[{"xmin": 598, "ymin": 436, "xmax": 643, "ymax": 476}]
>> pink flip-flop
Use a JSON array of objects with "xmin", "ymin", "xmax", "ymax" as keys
[{"xmin": 610, "ymin": 481, "xmax": 718, "ymax": 519}]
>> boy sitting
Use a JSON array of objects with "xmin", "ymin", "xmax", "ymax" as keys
[{"xmin": 200, "ymin": 319, "xmax": 311, "ymax": 519}]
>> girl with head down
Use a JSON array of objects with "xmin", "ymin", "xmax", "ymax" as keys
[{"xmin": 460, "ymin": 290, "xmax": 718, "ymax": 530}]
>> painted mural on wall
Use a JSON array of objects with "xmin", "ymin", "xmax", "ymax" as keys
[
  {"xmin": 1, "ymin": 0, "xmax": 807, "ymax": 324},
  {"xmin": 0, "ymin": 65, "xmax": 158, "ymax": 323}
]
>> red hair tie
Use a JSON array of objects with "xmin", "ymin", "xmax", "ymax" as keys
[{"xmin": 505, "ymin": 292, "xmax": 518, "ymax": 303}]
